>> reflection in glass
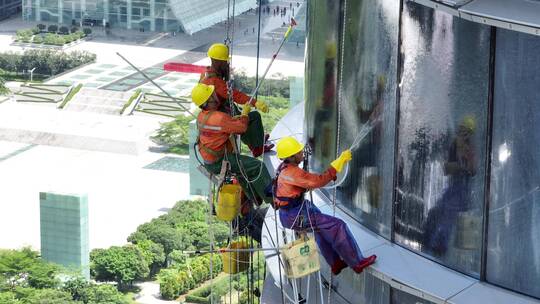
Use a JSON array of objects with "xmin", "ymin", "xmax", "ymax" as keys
[
  {"xmin": 391, "ymin": 288, "xmax": 435, "ymax": 304},
  {"xmin": 345, "ymin": 271, "xmax": 390, "ymax": 304},
  {"xmin": 487, "ymin": 29, "xmax": 540, "ymax": 299},
  {"xmin": 394, "ymin": 2, "xmax": 490, "ymax": 276},
  {"xmin": 304, "ymin": 0, "xmax": 340, "ymax": 184},
  {"xmin": 335, "ymin": 0, "xmax": 399, "ymax": 238}
]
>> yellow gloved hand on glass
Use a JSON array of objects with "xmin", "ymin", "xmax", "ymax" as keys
[
  {"xmin": 254, "ymin": 100, "xmax": 269, "ymax": 113},
  {"xmin": 330, "ymin": 150, "xmax": 352, "ymax": 173},
  {"xmin": 241, "ymin": 104, "xmax": 252, "ymax": 116}
]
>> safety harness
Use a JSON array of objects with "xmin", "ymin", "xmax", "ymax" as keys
[
  {"xmin": 266, "ymin": 162, "xmax": 305, "ymax": 210},
  {"xmin": 196, "ymin": 110, "xmax": 238, "ymax": 161}
]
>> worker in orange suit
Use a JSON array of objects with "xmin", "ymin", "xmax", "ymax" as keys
[
  {"xmin": 200, "ymin": 43, "xmax": 273, "ymax": 157},
  {"xmin": 191, "ymin": 83, "xmax": 273, "ymax": 206},
  {"xmin": 271, "ymin": 136, "xmax": 377, "ymax": 275}
]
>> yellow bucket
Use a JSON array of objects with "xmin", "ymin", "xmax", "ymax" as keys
[
  {"xmin": 222, "ymin": 238, "xmax": 250, "ymax": 274},
  {"xmin": 217, "ymin": 184, "xmax": 242, "ymax": 221}
]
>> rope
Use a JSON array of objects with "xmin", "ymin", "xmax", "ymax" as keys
[
  {"xmin": 116, "ymin": 52, "xmax": 196, "ymax": 119},
  {"xmin": 208, "ymin": 182, "xmax": 215, "ymax": 304}
]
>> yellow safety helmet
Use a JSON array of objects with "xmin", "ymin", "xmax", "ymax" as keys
[
  {"xmin": 207, "ymin": 43, "xmax": 229, "ymax": 61},
  {"xmin": 191, "ymin": 83, "xmax": 215, "ymax": 107},
  {"xmin": 325, "ymin": 42, "xmax": 337, "ymax": 59},
  {"xmin": 276, "ymin": 136, "xmax": 304, "ymax": 159},
  {"xmin": 460, "ymin": 115, "xmax": 476, "ymax": 132}
]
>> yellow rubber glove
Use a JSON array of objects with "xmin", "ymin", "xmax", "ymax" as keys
[
  {"xmin": 241, "ymin": 104, "xmax": 252, "ymax": 116},
  {"xmin": 255, "ymin": 100, "xmax": 269, "ymax": 113},
  {"xmin": 330, "ymin": 150, "xmax": 352, "ymax": 173}
]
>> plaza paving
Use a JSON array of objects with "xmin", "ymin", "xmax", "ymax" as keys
[
  {"xmin": 0, "ymin": 138, "xmax": 191, "ymax": 250},
  {"xmin": 0, "ymin": 1, "xmax": 305, "ymax": 253}
]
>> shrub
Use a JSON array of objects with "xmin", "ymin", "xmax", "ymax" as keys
[
  {"xmin": 43, "ymin": 33, "xmax": 56, "ymax": 45},
  {"xmin": 151, "ymin": 114, "xmax": 193, "ymax": 154},
  {"xmin": 54, "ymin": 35, "xmax": 65, "ymax": 45},
  {"xmin": 0, "ymin": 49, "xmax": 96, "ymax": 76},
  {"xmin": 32, "ymin": 35, "xmax": 43, "ymax": 44},
  {"xmin": 47, "ymin": 24, "xmax": 58, "ymax": 33},
  {"xmin": 37, "ymin": 24, "xmax": 46, "ymax": 31},
  {"xmin": 31, "ymin": 27, "xmax": 40, "ymax": 35},
  {"xmin": 16, "ymin": 29, "xmax": 33, "ymax": 42},
  {"xmin": 70, "ymin": 26, "xmax": 79, "ymax": 33},
  {"xmin": 75, "ymin": 30, "xmax": 85, "ymax": 38},
  {"xmin": 83, "ymin": 28, "xmax": 92, "ymax": 35},
  {"xmin": 59, "ymin": 26, "xmax": 69, "ymax": 35}
]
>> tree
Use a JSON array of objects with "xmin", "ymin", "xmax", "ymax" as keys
[
  {"xmin": 129, "ymin": 222, "xmax": 184, "ymax": 254},
  {"xmin": 82, "ymin": 284, "xmax": 129, "ymax": 304},
  {"xmin": 151, "ymin": 114, "xmax": 194, "ymax": 155},
  {"xmin": 70, "ymin": 27, "xmax": 79, "ymax": 33},
  {"xmin": 47, "ymin": 25, "xmax": 58, "ymax": 33},
  {"xmin": 62, "ymin": 277, "xmax": 89, "ymax": 302},
  {"xmin": 0, "ymin": 248, "xmax": 40, "ymax": 290},
  {"xmin": 37, "ymin": 24, "xmax": 46, "ymax": 32},
  {"xmin": 24, "ymin": 289, "xmax": 76, "ymax": 304},
  {"xmin": 90, "ymin": 245, "xmax": 149, "ymax": 290},
  {"xmin": 0, "ymin": 291, "xmax": 18, "ymax": 303},
  {"xmin": 135, "ymin": 240, "xmax": 165, "ymax": 276},
  {"xmin": 26, "ymin": 261, "xmax": 60, "ymax": 289},
  {"xmin": 62, "ymin": 278, "xmax": 129, "ymax": 304}
]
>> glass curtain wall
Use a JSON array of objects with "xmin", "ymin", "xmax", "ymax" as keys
[
  {"xmin": 23, "ymin": 0, "xmax": 179, "ymax": 31},
  {"xmin": 336, "ymin": 0, "xmax": 399, "ymax": 238},
  {"xmin": 394, "ymin": 2, "xmax": 490, "ymax": 276},
  {"xmin": 304, "ymin": 0, "xmax": 340, "ymax": 187},
  {"xmin": 487, "ymin": 29, "xmax": 540, "ymax": 299},
  {"xmin": 391, "ymin": 289, "xmax": 435, "ymax": 304}
]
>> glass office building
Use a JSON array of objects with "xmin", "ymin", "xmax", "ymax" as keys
[
  {"xmin": 263, "ymin": 0, "xmax": 540, "ymax": 303},
  {"xmin": 0, "ymin": 0, "xmax": 21, "ymax": 20},
  {"xmin": 22, "ymin": 0, "xmax": 256, "ymax": 33}
]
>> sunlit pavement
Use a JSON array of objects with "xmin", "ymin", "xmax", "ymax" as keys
[{"xmin": 0, "ymin": 101, "xmax": 191, "ymax": 250}]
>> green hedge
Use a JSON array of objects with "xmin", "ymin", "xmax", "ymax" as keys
[
  {"xmin": 0, "ymin": 49, "xmax": 95, "ymax": 77},
  {"xmin": 158, "ymin": 254, "xmax": 222, "ymax": 300},
  {"xmin": 120, "ymin": 89, "xmax": 142, "ymax": 114},
  {"xmin": 58, "ymin": 84, "xmax": 82, "ymax": 109},
  {"xmin": 185, "ymin": 294, "xmax": 209, "ymax": 304}
]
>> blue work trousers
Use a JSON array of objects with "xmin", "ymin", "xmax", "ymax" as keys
[{"xmin": 279, "ymin": 201, "xmax": 364, "ymax": 268}]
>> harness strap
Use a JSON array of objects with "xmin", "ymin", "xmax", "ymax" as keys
[
  {"xmin": 197, "ymin": 111, "xmax": 226, "ymax": 158},
  {"xmin": 271, "ymin": 163, "xmax": 305, "ymax": 208}
]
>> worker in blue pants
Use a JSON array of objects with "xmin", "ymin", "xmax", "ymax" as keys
[
  {"xmin": 423, "ymin": 116, "xmax": 477, "ymax": 255},
  {"xmin": 270, "ymin": 136, "xmax": 377, "ymax": 275}
]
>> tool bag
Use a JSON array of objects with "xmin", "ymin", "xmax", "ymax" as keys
[{"xmin": 281, "ymin": 236, "xmax": 320, "ymax": 279}]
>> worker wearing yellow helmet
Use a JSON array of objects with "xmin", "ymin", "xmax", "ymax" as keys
[
  {"xmin": 268, "ymin": 136, "xmax": 377, "ymax": 275},
  {"xmin": 200, "ymin": 43, "xmax": 273, "ymax": 158},
  {"xmin": 191, "ymin": 83, "xmax": 273, "ymax": 206},
  {"xmin": 423, "ymin": 114, "xmax": 478, "ymax": 255}
]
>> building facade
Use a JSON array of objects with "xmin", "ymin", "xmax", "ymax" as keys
[
  {"xmin": 0, "ymin": 0, "xmax": 21, "ymax": 20},
  {"xmin": 40, "ymin": 192, "xmax": 90, "ymax": 280},
  {"xmin": 263, "ymin": 0, "xmax": 540, "ymax": 303},
  {"xmin": 22, "ymin": 0, "xmax": 256, "ymax": 34}
]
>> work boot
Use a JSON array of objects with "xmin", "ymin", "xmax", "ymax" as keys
[
  {"xmin": 353, "ymin": 255, "xmax": 377, "ymax": 274},
  {"xmin": 249, "ymin": 134, "xmax": 274, "ymax": 157},
  {"xmin": 331, "ymin": 258, "xmax": 348, "ymax": 275}
]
